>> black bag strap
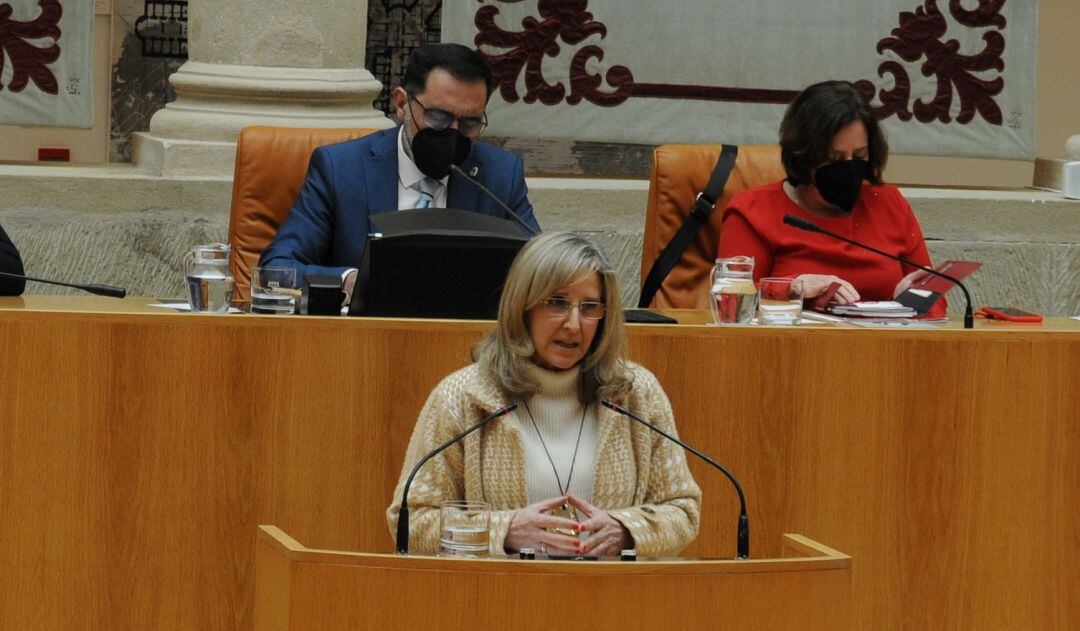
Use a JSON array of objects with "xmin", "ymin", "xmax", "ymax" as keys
[{"xmin": 638, "ymin": 144, "xmax": 739, "ymax": 308}]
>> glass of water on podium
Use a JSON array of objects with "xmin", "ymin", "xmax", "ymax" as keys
[
  {"xmin": 439, "ymin": 500, "xmax": 491, "ymax": 558},
  {"xmin": 250, "ymin": 266, "xmax": 297, "ymax": 314}
]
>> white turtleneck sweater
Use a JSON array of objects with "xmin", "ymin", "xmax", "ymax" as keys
[{"xmin": 513, "ymin": 364, "xmax": 598, "ymax": 504}]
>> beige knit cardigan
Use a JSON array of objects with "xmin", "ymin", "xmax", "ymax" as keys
[{"xmin": 386, "ymin": 361, "xmax": 702, "ymax": 556}]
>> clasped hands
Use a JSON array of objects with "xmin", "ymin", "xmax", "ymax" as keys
[{"xmin": 504, "ymin": 494, "xmax": 631, "ymax": 556}]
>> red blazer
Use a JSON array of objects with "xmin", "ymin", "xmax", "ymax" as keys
[{"xmin": 718, "ymin": 180, "xmax": 941, "ymax": 310}]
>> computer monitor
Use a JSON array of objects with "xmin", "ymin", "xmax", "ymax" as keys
[{"xmin": 348, "ymin": 208, "xmax": 531, "ymax": 319}]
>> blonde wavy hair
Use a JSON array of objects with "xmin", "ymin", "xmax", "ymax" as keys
[{"xmin": 474, "ymin": 231, "xmax": 632, "ymax": 402}]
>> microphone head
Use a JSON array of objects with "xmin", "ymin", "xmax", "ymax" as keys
[
  {"xmin": 89, "ymin": 284, "xmax": 127, "ymax": 299},
  {"xmin": 782, "ymin": 214, "xmax": 821, "ymax": 233}
]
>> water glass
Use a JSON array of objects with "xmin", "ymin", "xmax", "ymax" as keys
[
  {"xmin": 250, "ymin": 266, "xmax": 297, "ymax": 315},
  {"xmin": 712, "ymin": 287, "xmax": 757, "ymax": 325},
  {"xmin": 439, "ymin": 500, "xmax": 491, "ymax": 558},
  {"xmin": 758, "ymin": 277, "xmax": 804, "ymax": 325},
  {"xmin": 710, "ymin": 256, "xmax": 757, "ymax": 325},
  {"xmin": 187, "ymin": 274, "xmax": 235, "ymax": 313},
  {"xmin": 184, "ymin": 243, "xmax": 234, "ymax": 313}
]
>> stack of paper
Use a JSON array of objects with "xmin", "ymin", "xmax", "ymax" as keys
[{"xmin": 829, "ymin": 301, "xmax": 917, "ymax": 318}]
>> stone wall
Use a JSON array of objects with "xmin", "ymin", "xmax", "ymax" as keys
[
  {"xmin": 2, "ymin": 169, "xmax": 1076, "ymax": 316},
  {"xmin": 110, "ymin": 1, "xmax": 186, "ymax": 162}
]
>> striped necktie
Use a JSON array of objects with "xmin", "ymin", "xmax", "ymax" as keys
[{"xmin": 414, "ymin": 177, "xmax": 438, "ymax": 209}]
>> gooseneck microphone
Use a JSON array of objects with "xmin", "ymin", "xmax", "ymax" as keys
[
  {"xmin": 782, "ymin": 214, "xmax": 974, "ymax": 329},
  {"xmin": 449, "ymin": 164, "xmax": 540, "ymax": 238},
  {"xmin": 0, "ymin": 271, "xmax": 127, "ymax": 298},
  {"xmin": 600, "ymin": 399, "xmax": 750, "ymax": 560},
  {"xmin": 395, "ymin": 403, "xmax": 517, "ymax": 555}
]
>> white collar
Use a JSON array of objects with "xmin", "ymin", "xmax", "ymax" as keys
[{"xmin": 397, "ymin": 126, "xmax": 450, "ymax": 191}]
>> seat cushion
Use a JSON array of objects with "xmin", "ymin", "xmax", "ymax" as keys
[
  {"xmin": 227, "ymin": 126, "xmax": 379, "ymax": 300},
  {"xmin": 641, "ymin": 144, "xmax": 784, "ymax": 309}
]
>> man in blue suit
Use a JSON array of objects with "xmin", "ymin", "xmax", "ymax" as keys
[{"xmin": 259, "ymin": 43, "xmax": 540, "ymax": 298}]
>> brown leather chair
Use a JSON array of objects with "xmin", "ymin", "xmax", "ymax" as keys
[
  {"xmin": 640, "ymin": 144, "xmax": 785, "ymax": 309},
  {"xmin": 227, "ymin": 126, "xmax": 381, "ymax": 300}
]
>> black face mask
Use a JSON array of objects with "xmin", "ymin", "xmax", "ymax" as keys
[
  {"xmin": 410, "ymin": 126, "xmax": 472, "ymax": 180},
  {"xmin": 813, "ymin": 158, "xmax": 869, "ymax": 213}
]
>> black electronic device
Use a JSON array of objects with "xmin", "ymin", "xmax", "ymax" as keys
[
  {"xmin": 301, "ymin": 274, "xmax": 345, "ymax": 316},
  {"xmin": 624, "ymin": 309, "xmax": 678, "ymax": 324},
  {"xmin": 349, "ymin": 209, "xmax": 529, "ymax": 319}
]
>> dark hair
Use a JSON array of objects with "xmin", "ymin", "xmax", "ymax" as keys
[
  {"xmin": 779, "ymin": 80, "xmax": 888, "ymax": 185},
  {"xmin": 401, "ymin": 43, "xmax": 495, "ymax": 99}
]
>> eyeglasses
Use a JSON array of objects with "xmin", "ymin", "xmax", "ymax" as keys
[
  {"xmin": 408, "ymin": 92, "xmax": 488, "ymax": 138},
  {"xmin": 535, "ymin": 296, "xmax": 606, "ymax": 320}
]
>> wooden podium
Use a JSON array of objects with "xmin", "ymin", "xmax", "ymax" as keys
[
  {"xmin": 4, "ymin": 298, "xmax": 1076, "ymax": 629},
  {"xmin": 254, "ymin": 526, "xmax": 852, "ymax": 630}
]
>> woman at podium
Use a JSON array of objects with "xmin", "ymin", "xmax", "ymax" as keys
[{"xmin": 388, "ymin": 232, "xmax": 701, "ymax": 557}]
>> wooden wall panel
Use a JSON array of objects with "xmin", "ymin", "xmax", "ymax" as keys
[{"xmin": 0, "ymin": 299, "xmax": 1076, "ymax": 629}]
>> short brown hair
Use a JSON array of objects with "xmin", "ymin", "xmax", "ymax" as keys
[
  {"xmin": 779, "ymin": 80, "xmax": 888, "ymax": 185},
  {"xmin": 402, "ymin": 43, "xmax": 495, "ymax": 99}
]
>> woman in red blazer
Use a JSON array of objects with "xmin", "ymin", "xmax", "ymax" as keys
[{"xmin": 718, "ymin": 80, "xmax": 935, "ymax": 306}]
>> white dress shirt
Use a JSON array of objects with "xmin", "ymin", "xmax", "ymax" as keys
[{"xmin": 396, "ymin": 126, "xmax": 449, "ymax": 209}]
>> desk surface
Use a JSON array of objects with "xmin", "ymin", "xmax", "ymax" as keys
[
  {"xmin": 0, "ymin": 297, "xmax": 1076, "ymax": 630},
  {"xmin": 3, "ymin": 294, "xmax": 1077, "ymax": 332}
]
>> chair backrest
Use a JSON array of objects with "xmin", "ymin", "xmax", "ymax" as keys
[
  {"xmin": 227, "ymin": 125, "xmax": 380, "ymax": 300},
  {"xmin": 641, "ymin": 144, "xmax": 785, "ymax": 309}
]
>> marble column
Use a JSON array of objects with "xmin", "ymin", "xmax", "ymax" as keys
[{"xmin": 134, "ymin": 0, "xmax": 392, "ymax": 176}]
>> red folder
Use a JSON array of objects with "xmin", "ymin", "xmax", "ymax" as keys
[
  {"xmin": 812, "ymin": 282, "xmax": 842, "ymax": 311},
  {"xmin": 913, "ymin": 260, "xmax": 982, "ymax": 294}
]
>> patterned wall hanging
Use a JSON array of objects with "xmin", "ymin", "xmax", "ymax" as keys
[
  {"xmin": 0, "ymin": 0, "xmax": 94, "ymax": 127},
  {"xmin": 443, "ymin": 0, "xmax": 1037, "ymax": 159}
]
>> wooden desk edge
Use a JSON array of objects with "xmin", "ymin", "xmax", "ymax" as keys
[
  {"xmin": 3, "ymin": 297, "xmax": 1076, "ymax": 336},
  {"xmin": 256, "ymin": 525, "xmax": 851, "ymax": 575}
]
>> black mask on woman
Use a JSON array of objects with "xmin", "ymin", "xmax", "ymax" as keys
[
  {"xmin": 813, "ymin": 158, "xmax": 869, "ymax": 213},
  {"xmin": 410, "ymin": 127, "xmax": 473, "ymax": 180}
]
